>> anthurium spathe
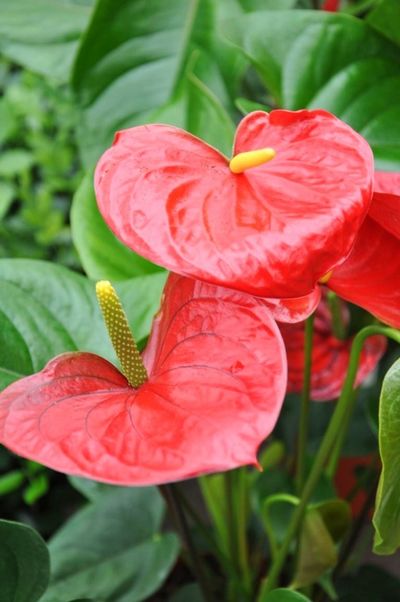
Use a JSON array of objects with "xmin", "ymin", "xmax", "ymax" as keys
[
  {"xmin": 279, "ymin": 296, "xmax": 386, "ymax": 401},
  {"xmin": 328, "ymin": 171, "xmax": 400, "ymax": 328},
  {"xmin": 95, "ymin": 109, "xmax": 373, "ymax": 299},
  {"xmin": 0, "ymin": 274, "xmax": 287, "ymax": 486}
]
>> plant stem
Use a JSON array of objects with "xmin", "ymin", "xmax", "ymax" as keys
[
  {"xmin": 327, "ymin": 290, "xmax": 347, "ymax": 340},
  {"xmin": 256, "ymin": 325, "xmax": 400, "ymax": 599},
  {"xmin": 296, "ymin": 313, "xmax": 315, "ymax": 494},
  {"xmin": 234, "ymin": 469, "xmax": 252, "ymax": 595},
  {"xmin": 325, "ymin": 387, "xmax": 358, "ymax": 479},
  {"xmin": 160, "ymin": 484, "xmax": 217, "ymax": 602}
]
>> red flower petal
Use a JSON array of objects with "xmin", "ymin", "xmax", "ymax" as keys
[
  {"xmin": 261, "ymin": 287, "xmax": 321, "ymax": 324},
  {"xmin": 0, "ymin": 275, "xmax": 287, "ymax": 485},
  {"xmin": 322, "ymin": 0, "xmax": 340, "ymax": 11},
  {"xmin": 329, "ymin": 214, "xmax": 400, "ymax": 328},
  {"xmin": 95, "ymin": 110, "xmax": 373, "ymax": 298},
  {"xmin": 280, "ymin": 297, "xmax": 386, "ymax": 401}
]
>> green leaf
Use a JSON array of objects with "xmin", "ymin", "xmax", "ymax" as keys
[
  {"xmin": 292, "ymin": 509, "xmax": 337, "ymax": 588},
  {"xmin": 71, "ymin": 174, "xmax": 162, "ymax": 280},
  {"xmin": 367, "ymin": 0, "xmax": 400, "ymax": 47},
  {"xmin": 312, "ymin": 499, "xmax": 351, "ymax": 543},
  {"xmin": 260, "ymin": 588, "xmax": 312, "ymax": 602},
  {"xmin": 261, "ymin": 494, "xmax": 299, "ymax": 559},
  {"xmin": 235, "ymin": 97, "xmax": 271, "ymax": 115},
  {"xmin": 0, "ymin": 149, "xmax": 34, "ymax": 177},
  {"xmin": 0, "ymin": 259, "xmax": 166, "ymax": 390},
  {"xmin": 0, "ymin": 180, "xmax": 15, "ymax": 219},
  {"xmin": 68, "ymin": 475, "xmax": 127, "ymax": 502},
  {"xmin": 42, "ymin": 487, "xmax": 179, "ymax": 602},
  {"xmin": 72, "ymin": 0, "xmax": 239, "ymax": 165},
  {"xmin": 373, "ymin": 357, "xmax": 400, "ymax": 554},
  {"xmin": 225, "ymin": 10, "xmax": 400, "ymax": 169},
  {"xmin": 0, "ymin": 0, "xmax": 92, "ymax": 81},
  {"xmin": 0, "ymin": 519, "xmax": 50, "ymax": 602},
  {"xmin": 0, "ymin": 470, "xmax": 24, "ymax": 496}
]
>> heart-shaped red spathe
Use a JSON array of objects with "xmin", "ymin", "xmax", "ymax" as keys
[
  {"xmin": 279, "ymin": 297, "xmax": 386, "ymax": 401},
  {"xmin": 0, "ymin": 274, "xmax": 287, "ymax": 486},
  {"xmin": 329, "ymin": 172, "xmax": 400, "ymax": 328},
  {"xmin": 95, "ymin": 109, "xmax": 373, "ymax": 298}
]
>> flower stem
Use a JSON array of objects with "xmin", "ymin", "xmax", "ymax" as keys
[
  {"xmin": 160, "ymin": 484, "xmax": 217, "ymax": 602},
  {"xmin": 327, "ymin": 290, "xmax": 347, "ymax": 340},
  {"xmin": 257, "ymin": 325, "xmax": 400, "ymax": 598},
  {"xmin": 295, "ymin": 313, "xmax": 315, "ymax": 494}
]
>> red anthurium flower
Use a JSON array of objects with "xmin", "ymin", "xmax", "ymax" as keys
[
  {"xmin": 322, "ymin": 0, "xmax": 340, "ymax": 11},
  {"xmin": 0, "ymin": 274, "xmax": 287, "ymax": 486},
  {"xmin": 279, "ymin": 296, "xmax": 386, "ymax": 401},
  {"xmin": 95, "ymin": 110, "xmax": 373, "ymax": 299},
  {"xmin": 328, "ymin": 171, "xmax": 400, "ymax": 328}
]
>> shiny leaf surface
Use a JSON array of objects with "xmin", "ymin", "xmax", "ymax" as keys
[
  {"xmin": 0, "ymin": 519, "xmax": 50, "ymax": 602},
  {"xmin": 42, "ymin": 487, "xmax": 178, "ymax": 602},
  {"xmin": 95, "ymin": 109, "xmax": 373, "ymax": 298},
  {"xmin": 373, "ymin": 358, "xmax": 400, "ymax": 554},
  {"xmin": 0, "ymin": 259, "xmax": 165, "ymax": 390},
  {"xmin": 0, "ymin": 274, "xmax": 287, "ymax": 485}
]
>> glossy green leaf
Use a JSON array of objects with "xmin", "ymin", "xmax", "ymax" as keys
[
  {"xmin": 42, "ymin": 487, "xmax": 179, "ymax": 602},
  {"xmin": 292, "ymin": 509, "xmax": 337, "ymax": 588},
  {"xmin": 0, "ymin": 259, "xmax": 166, "ymax": 390},
  {"xmin": 71, "ymin": 174, "xmax": 162, "ymax": 279},
  {"xmin": 225, "ymin": 10, "xmax": 400, "ymax": 169},
  {"xmin": 71, "ymin": 0, "xmax": 241, "ymax": 165},
  {"xmin": 0, "ymin": 519, "xmax": 50, "ymax": 602},
  {"xmin": 367, "ymin": 0, "xmax": 400, "ymax": 47},
  {"xmin": 261, "ymin": 588, "xmax": 312, "ymax": 602},
  {"xmin": 373, "ymin": 357, "xmax": 400, "ymax": 554},
  {"xmin": 235, "ymin": 97, "xmax": 271, "ymax": 115},
  {"xmin": 0, "ymin": 0, "xmax": 92, "ymax": 81}
]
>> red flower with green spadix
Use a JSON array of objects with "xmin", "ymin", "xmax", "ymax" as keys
[
  {"xmin": 279, "ymin": 295, "xmax": 386, "ymax": 401},
  {"xmin": 0, "ymin": 275, "xmax": 287, "ymax": 485},
  {"xmin": 95, "ymin": 110, "xmax": 373, "ymax": 303}
]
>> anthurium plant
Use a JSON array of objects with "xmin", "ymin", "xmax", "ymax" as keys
[{"xmin": 1, "ymin": 1, "xmax": 400, "ymax": 601}]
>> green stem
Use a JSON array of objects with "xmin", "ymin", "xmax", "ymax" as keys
[
  {"xmin": 327, "ymin": 291, "xmax": 347, "ymax": 340},
  {"xmin": 257, "ymin": 325, "xmax": 400, "ymax": 598},
  {"xmin": 234, "ymin": 469, "xmax": 252, "ymax": 595},
  {"xmin": 296, "ymin": 313, "xmax": 315, "ymax": 494},
  {"xmin": 160, "ymin": 484, "xmax": 217, "ymax": 602},
  {"xmin": 325, "ymin": 387, "xmax": 358, "ymax": 479}
]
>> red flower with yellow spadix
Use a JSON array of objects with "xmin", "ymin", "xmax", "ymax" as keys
[
  {"xmin": 95, "ymin": 110, "xmax": 373, "ymax": 304},
  {"xmin": 279, "ymin": 295, "xmax": 386, "ymax": 401},
  {"xmin": 0, "ymin": 275, "xmax": 287, "ymax": 485}
]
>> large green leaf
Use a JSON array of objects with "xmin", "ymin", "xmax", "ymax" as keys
[
  {"xmin": 260, "ymin": 589, "xmax": 312, "ymax": 602},
  {"xmin": 0, "ymin": 259, "xmax": 166, "ymax": 390},
  {"xmin": 373, "ymin": 357, "xmax": 400, "ymax": 554},
  {"xmin": 367, "ymin": 0, "xmax": 400, "ymax": 47},
  {"xmin": 42, "ymin": 487, "xmax": 179, "ymax": 602},
  {"xmin": 71, "ymin": 174, "xmax": 162, "ymax": 279},
  {"xmin": 71, "ymin": 0, "xmax": 240, "ymax": 165},
  {"xmin": 225, "ymin": 10, "xmax": 400, "ymax": 169},
  {"xmin": 0, "ymin": 519, "xmax": 50, "ymax": 602},
  {"xmin": 0, "ymin": 0, "xmax": 92, "ymax": 81}
]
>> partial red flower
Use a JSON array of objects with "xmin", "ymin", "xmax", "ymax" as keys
[
  {"xmin": 322, "ymin": 0, "xmax": 340, "ymax": 11},
  {"xmin": 328, "ymin": 171, "xmax": 400, "ymax": 328},
  {"xmin": 0, "ymin": 274, "xmax": 287, "ymax": 486},
  {"xmin": 279, "ymin": 297, "xmax": 386, "ymax": 401},
  {"xmin": 95, "ymin": 110, "xmax": 373, "ymax": 299}
]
